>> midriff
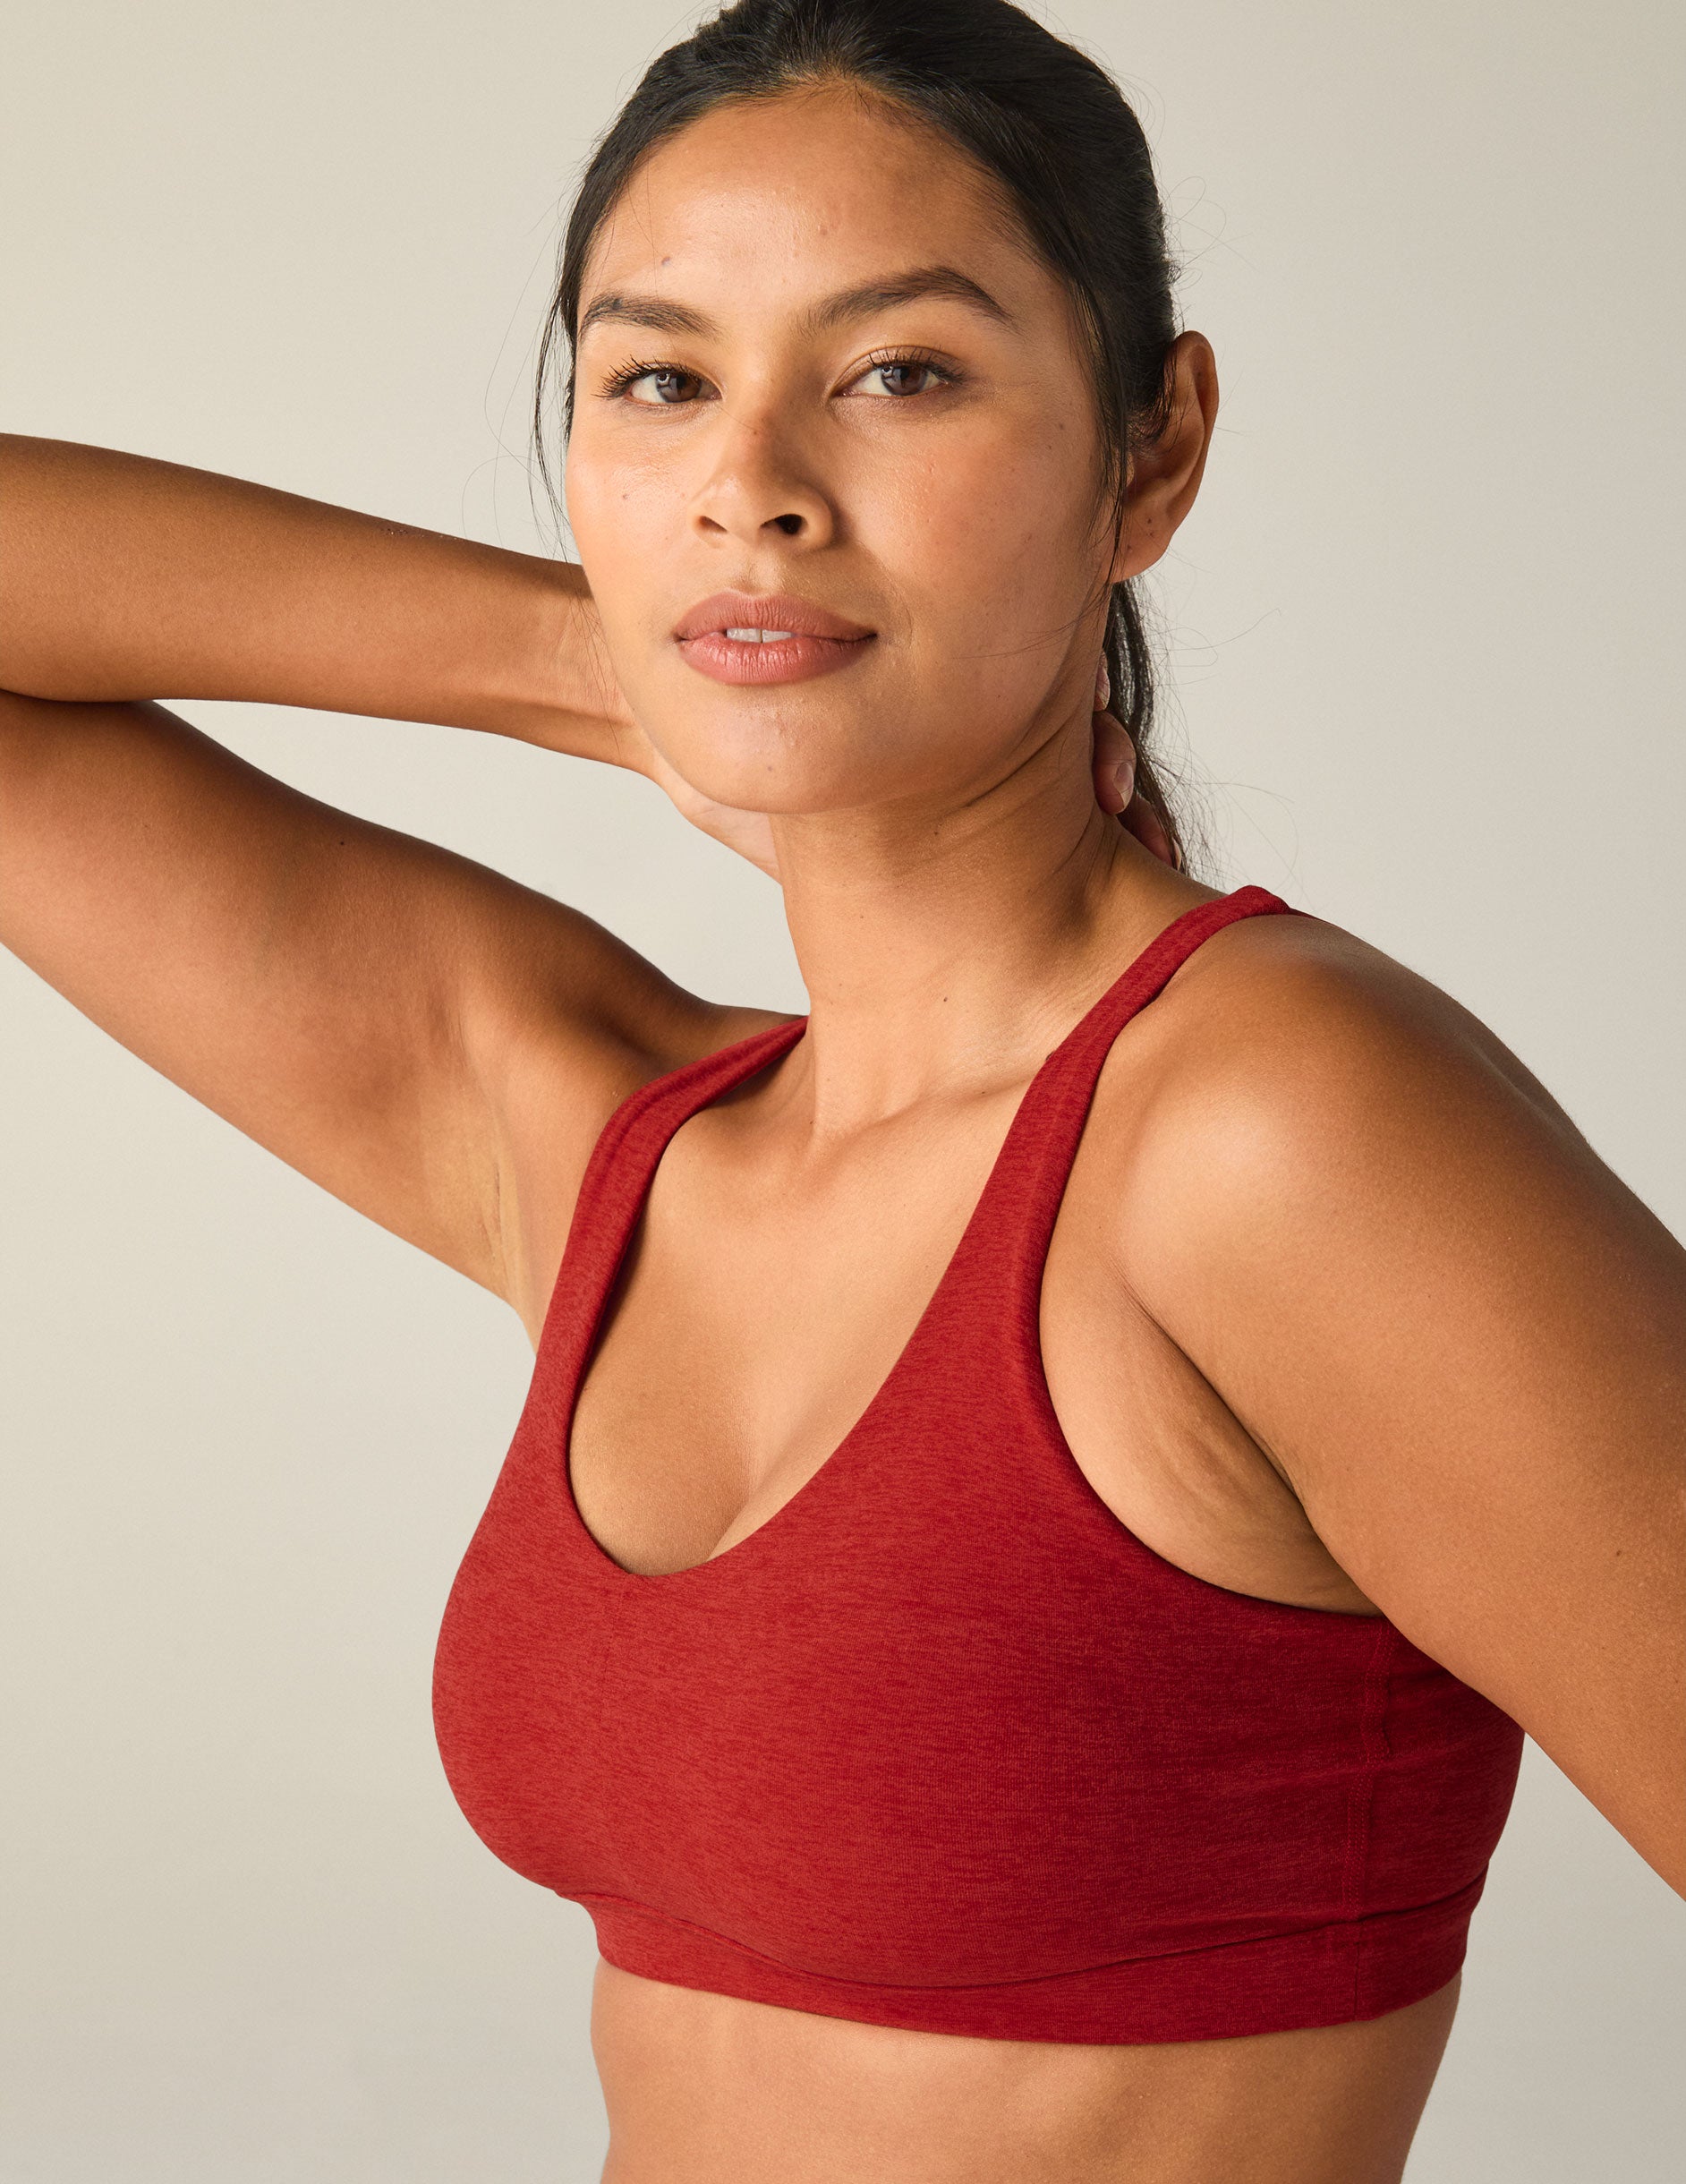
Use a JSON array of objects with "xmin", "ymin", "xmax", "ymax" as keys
[{"xmin": 591, "ymin": 1960, "xmax": 1461, "ymax": 2184}]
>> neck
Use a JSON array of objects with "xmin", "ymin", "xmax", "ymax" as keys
[{"xmin": 767, "ymin": 713, "xmax": 1201, "ymax": 1133}]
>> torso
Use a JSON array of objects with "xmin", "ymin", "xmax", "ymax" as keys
[
  {"xmin": 493, "ymin": 898, "xmax": 1479, "ymax": 2182},
  {"xmin": 590, "ymin": 1958, "xmax": 1460, "ymax": 2184}
]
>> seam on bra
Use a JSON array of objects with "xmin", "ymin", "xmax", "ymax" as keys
[
  {"xmin": 576, "ymin": 1871, "xmax": 1479, "ymax": 1999},
  {"xmin": 1341, "ymin": 1617, "xmax": 1401, "ymax": 2010}
]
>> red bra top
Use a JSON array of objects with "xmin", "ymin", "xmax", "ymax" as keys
[{"xmin": 433, "ymin": 886, "xmax": 1523, "ymax": 2044}]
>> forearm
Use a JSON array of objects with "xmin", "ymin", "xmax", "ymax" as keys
[{"xmin": 0, "ymin": 436, "xmax": 626, "ymax": 754}]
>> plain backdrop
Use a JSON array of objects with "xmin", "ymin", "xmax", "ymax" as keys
[{"xmin": 2, "ymin": 3, "xmax": 1682, "ymax": 2178}]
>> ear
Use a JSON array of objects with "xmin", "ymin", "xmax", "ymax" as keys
[{"xmin": 1106, "ymin": 330, "xmax": 1221, "ymax": 587}]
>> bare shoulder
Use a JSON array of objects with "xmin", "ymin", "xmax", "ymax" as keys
[
  {"xmin": 1104, "ymin": 896, "xmax": 1649, "ymax": 1402},
  {"xmin": 1099, "ymin": 902, "xmax": 1602, "ymax": 1283},
  {"xmin": 1137, "ymin": 900, "xmax": 1581, "ymax": 1158}
]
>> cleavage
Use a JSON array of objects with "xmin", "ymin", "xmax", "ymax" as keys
[{"xmin": 566, "ymin": 1081, "xmax": 1023, "ymax": 1577}]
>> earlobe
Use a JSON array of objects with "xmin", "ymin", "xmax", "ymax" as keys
[
  {"xmin": 1104, "ymin": 482, "xmax": 1158, "ymax": 589},
  {"xmin": 1107, "ymin": 526, "xmax": 1144, "ymax": 588}
]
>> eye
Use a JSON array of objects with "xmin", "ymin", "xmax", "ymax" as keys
[
  {"xmin": 849, "ymin": 350, "xmax": 959, "ymax": 399},
  {"xmin": 600, "ymin": 361, "xmax": 710, "ymax": 405}
]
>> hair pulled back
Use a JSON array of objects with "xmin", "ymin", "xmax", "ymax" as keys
[{"xmin": 537, "ymin": 0, "xmax": 1189, "ymax": 863}]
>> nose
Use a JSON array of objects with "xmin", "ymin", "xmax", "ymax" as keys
[{"xmin": 687, "ymin": 405, "xmax": 835, "ymax": 550}]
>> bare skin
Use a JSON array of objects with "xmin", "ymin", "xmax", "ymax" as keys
[
  {"xmin": 590, "ymin": 1962, "xmax": 1463, "ymax": 2184},
  {"xmin": 2, "ymin": 80, "xmax": 1681, "ymax": 2184}
]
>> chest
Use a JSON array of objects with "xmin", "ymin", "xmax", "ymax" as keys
[{"xmin": 566, "ymin": 1060, "xmax": 1376, "ymax": 1613}]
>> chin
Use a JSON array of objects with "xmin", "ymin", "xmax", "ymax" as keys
[
  {"xmin": 646, "ymin": 704, "xmax": 933, "ymax": 819},
  {"xmin": 673, "ymin": 749, "xmax": 894, "ymax": 819}
]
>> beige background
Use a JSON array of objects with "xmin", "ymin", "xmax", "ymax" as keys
[{"xmin": 3, "ymin": 2, "xmax": 1682, "ymax": 2175}]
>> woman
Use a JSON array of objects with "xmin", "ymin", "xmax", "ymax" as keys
[{"xmin": 2, "ymin": 1, "xmax": 1680, "ymax": 2179}]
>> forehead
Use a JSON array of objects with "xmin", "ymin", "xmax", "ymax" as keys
[{"xmin": 578, "ymin": 83, "xmax": 1069, "ymax": 333}]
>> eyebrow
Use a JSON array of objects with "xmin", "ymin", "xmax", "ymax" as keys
[{"xmin": 576, "ymin": 262, "xmax": 1017, "ymax": 343}]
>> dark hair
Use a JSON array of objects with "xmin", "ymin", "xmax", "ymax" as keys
[{"xmin": 536, "ymin": 0, "xmax": 1191, "ymax": 865}]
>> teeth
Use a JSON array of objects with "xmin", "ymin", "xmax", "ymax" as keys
[{"xmin": 723, "ymin": 627, "xmax": 796, "ymax": 642}]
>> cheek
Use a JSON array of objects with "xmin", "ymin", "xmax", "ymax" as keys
[
  {"xmin": 562, "ymin": 441, "xmax": 671, "ymax": 638},
  {"xmin": 869, "ymin": 427, "xmax": 1100, "ymax": 685}
]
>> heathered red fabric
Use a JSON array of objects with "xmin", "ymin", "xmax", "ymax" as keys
[{"xmin": 432, "ymin": 885, "xmax": 1524, "ymax": 2043}]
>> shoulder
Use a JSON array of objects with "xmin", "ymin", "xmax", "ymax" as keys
[
  {"xmin": 1105, "ymin": 901, "xmax": 1592, "ymax": 1284},
  {"xmin": 1144, "ymin": 899, "xmax": 1572, "ymax": 1133},
  {"xmin": 1086, "ymin": 889, "xmax": 1677, "ymax": 1591},
  {"xmin": 1079, "ymin": 894, "xmax": 1648, "ymax": 1503}
]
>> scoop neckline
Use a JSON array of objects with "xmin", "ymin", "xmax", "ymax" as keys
[
  {"xmin": 558, "ymin": 1008, "xmax": 1013, "ymax": 1583},
  {"xmin": 555, "ymin": 889, "xmax": 1274, "ymax": 1584}
]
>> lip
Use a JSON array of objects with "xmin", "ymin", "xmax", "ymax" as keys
[
  {"xmin": 673, "ymin": 591, "xmax": 875, "ymax": 642},
  {"xmin": 673, "ymin": 591, "xmax": 877, "ymax": 688}
]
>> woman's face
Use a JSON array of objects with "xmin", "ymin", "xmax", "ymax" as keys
[{"xmin": 566, "ymin": 84, "xmax": 1127, "ymax": 820}]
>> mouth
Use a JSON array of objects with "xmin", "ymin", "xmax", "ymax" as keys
[{"xmin": 672, "ymin": 590, "xmax": 876, "ymax": 687}]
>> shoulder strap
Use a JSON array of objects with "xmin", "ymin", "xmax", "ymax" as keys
[
  {"xmin": 534, "ymin": 1017, "xmax": 807, "ymax": 1384},
  {"xmin": 1043, "ymin": 884, "xmax": 1292, "ymax": 1093},
  {"xmin": 953, "ymin": 885, "xmax": 1295, "ymax": 1298}
]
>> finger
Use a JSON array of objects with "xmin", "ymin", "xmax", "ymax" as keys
[
  {"xmin": 678, "ymin": 793, "xmax": 781, "ymax": 883},
  {"xmin": 1121, "ymin": 792, "xmax": 1179, "ymax": 868},
  {"xmin": 720, "ymin": 809, "xmax": 781, "ymax": 883},
  {"xmin": 1091, "ymin": 709, "xmax": 1136, "ymax": 815}
]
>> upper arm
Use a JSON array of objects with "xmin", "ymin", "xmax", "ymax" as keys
[
  {"xmin": 1129, "ymin": 920, "xmax": 1686, "ymax": 1892},
  {"xmin": 0, "ymin": 692, "xmax": 710, "ymax": 1306}
]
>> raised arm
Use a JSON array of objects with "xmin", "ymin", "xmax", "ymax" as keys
[
  {"xmin": 0, "ymin": 434, "xmax": 625, "ymax": 743},
  {"xmin": 0, "ymin": 437, "xmax": 748, "ymax": 1329}
]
